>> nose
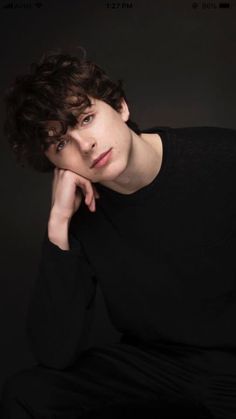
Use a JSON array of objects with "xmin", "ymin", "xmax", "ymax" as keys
[{"xmin": 69, "ymin": 129, "xmax": 96, "ymax": 154}]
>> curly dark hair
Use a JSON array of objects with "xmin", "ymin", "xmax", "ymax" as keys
[{"xmin": 3, "ymin": 48, "xmax": 140, "ymax": 172}]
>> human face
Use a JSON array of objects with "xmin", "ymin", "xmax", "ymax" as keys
[{"xmin": 44, "ymin": 97, "xmax": 132, "ymax": 183}]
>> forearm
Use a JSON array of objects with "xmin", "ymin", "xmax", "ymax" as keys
[
  {"xmin": 26, "ymin": 228, "xmax": 97, "ymax": 369},
  {"xmin": 48, "ymin": 209, "xmax": 70, "ymax": 250}
]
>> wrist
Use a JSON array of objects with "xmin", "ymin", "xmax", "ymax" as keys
[
  {"xmin": 48, "ymin": 211, "xmax": 70, "ymax": 250},
  {"xmin": 49, "ymin": 207, "xmax": 71, "ymax": 225}
]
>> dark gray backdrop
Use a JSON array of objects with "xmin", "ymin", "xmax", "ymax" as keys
[{"xmin": 1, "ymin": 0, "xmax": 236, "ymax": 396}]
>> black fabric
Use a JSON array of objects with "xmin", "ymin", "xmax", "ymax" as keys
[
  {"xmin": 28, "ymin": 126, "xmax": 236, "ymax": 362},
  {"xmin": 2, "ymin": 340, "xmax": 215, "ymax": 418},
  {"xmin": 5, "ymin": 125, "xmax": 236, "ymax": 418}
]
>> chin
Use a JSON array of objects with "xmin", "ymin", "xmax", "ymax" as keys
[{"xmin": 100, "ymin": 158, "xmax": 128, "ymax": 182}]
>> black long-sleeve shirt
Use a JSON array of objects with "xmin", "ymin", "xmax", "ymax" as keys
[{"xmin": 26, "ymin": 126, "xmax": 236, "ymax": 369}]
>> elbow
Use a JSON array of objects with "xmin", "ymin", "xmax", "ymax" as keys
[
  {"xmin": 26, "ymin": 320, "xmax": 91, "ymax": 370},
  {"xmin": 27, "ymin": 335, "xmax": 88, "ymax": 370}
]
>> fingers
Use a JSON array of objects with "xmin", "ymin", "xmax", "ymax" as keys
[
  {"xmin": 74, "ymin": 174, "xmax": 100, "ymax": 213},
  {"xmin": 93, "ymin": 186, "xmax": 100, "ymax": 199},
  {"xmin": 84, "ymin": 182, "xmax": 96, "ymax": 212},
  {"xmin": 53, "ymin": 167, "xmax": 100, "ymax": 213}
]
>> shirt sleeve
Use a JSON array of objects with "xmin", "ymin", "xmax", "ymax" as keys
[{"xmin": 26, "ymin": 226, "xmax": 97, "ymax": 370}]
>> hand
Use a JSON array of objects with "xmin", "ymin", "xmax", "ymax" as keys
[{"xmin": 50, "ymin": 168, "xmax": 100, "ymax": 223}]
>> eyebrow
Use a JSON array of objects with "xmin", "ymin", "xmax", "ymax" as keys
[
  {"xmin": 81, "ymin": 104, "xmax": 95, "ymax": 114},
  {"xmin": 46, "ymin": 104, "xmax": 96, "ymax": 150}
]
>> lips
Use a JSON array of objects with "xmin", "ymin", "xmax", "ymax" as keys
[{"xmin": 91, "ymin": 148, "xmax": 112, "ymax": 168}]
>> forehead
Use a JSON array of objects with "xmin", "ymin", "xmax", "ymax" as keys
[
  {"xmin": 43, "ymin": 101, "xmax": 101, "ymax": 153},
  {"xmin": 45, "ymin": 100, "xmax": 98, "ymax": 137}
]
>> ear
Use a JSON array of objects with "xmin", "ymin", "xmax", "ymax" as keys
[{"xmin": 119, "ymin": 98, "xmax": 130, "ymax": 122}]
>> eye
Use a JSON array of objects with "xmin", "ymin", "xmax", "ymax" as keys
[
  {"xmin": 81, "ymin": 114, "xmax": 94, "ymax": 126},
  {"xmin": 56, "ymin": 139, "xmax": 69, "ymax": 153}
]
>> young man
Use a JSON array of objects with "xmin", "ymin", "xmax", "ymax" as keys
[{"xmin": 2, "ymin": 50, "xmax": 236, "ymax": 419}]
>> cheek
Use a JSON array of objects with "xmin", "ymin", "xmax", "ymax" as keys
[
  {"xmin": 62, "ymin": 152, "xmax": 88, "ymax": 173},
  {"xmin": 45, "ymin": 152, "xmax": 58, "ymax": 168},
  {"xmin": 116, "ymin": 124, "xmax": 131, "ymax": 148}
]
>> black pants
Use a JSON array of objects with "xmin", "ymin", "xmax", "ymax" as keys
[{"xmin": 1, "ymin": 336, "xmax": 235, "ymax": 419}]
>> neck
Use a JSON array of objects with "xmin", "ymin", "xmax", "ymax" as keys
[{"xmin": 100, "ymin": 130, "xmax": 163, "ymax": 195}]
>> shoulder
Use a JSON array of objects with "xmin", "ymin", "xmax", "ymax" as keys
[
  {"xmin": 171, "ymin": 126, "xmax": 236, "ymax": 143},
  {"xmin": 171, "ymin": 126, "xmax": 236, "ymax": 159},
  {"xmin": 166, "ymin": 126, "xmax": 236, "ymax": 180},
  {"xmin": 170, "ymin": 126, "xmax": 236, "ymax": 140}
]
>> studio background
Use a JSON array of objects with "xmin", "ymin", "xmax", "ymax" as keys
[{"xmin": 1, "ymin": 0, "xmax": 236, "ymax": 397}]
